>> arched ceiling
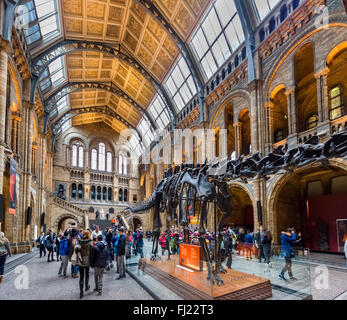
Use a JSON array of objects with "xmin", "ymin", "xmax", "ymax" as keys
[{"xmin": 34, "ymin": 0, "xmax": 211, "ymax": 134}]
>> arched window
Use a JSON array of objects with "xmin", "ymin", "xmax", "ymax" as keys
[
  {"xmin": 91, "ymin": 186, "xmax": 95, "ymax": 200},
  {"xmin": 119, "ymin": 189, "xmax": 123, "ymax": 202},
  {"xmin": 91, "ymin": 149, "xmax": 97, "ymax": 170},
  {"xmin": 329, "ymin": 86, "xmax": 344, "ymax": 120},
  {"xmin": 119, "ymin": 155, "xmax": 123, "ymax": 174},
  {"xmin": 123, "ymin": 156, "xmax": 127, "ymax": 175},
  {"xmin": 274, "ymin": 129, "xmax": 284, "ymax": 143},
  {"xmin": 108, "ymin": 187, "xmax": 112, "ymax": 201},
  {"xmin": 78, "ymin": 184, "xmax": 83, "ymax": 199},
  {"xmin": 124, "ymin": 189, "xmax": 128, "ymax": 203},
  {"xmin": 97, "ymin": 186, "xmax": 101, "ymax": 201},
  {"xmin": 98, "ymin": 143, "xmax": 105, "ymax": 171},
  {"xmin": 107, "ymin": 152, "xmax": 112, "ymax": 173},
  {"xmin": 305, "ymin": 114, "xmax": 318, "ymax": 130},
  {"xmin": 102, "ymin": 187, "xmax": 107, "ymax": 201},
  {"xmin": 71, "ymin": 145, "xmax": 77, "ymax": 167},
  {"xmin": 78, "ymin": 146, "xmax": 84, "ymax": 168},
  {"xmin": 71, "ymin": 183, "xmax": 76, "ymax": 199}
]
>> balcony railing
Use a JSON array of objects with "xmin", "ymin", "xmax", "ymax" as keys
[
  {"xmin": 298, "ymin": 127, "xmax": 318, "ymax": 144},
  {"xmin": 330, "ymin": 115, "xmax": 347, "ymax": 134},
  {"xmin": 90, "ymin": 172, "xmax": 113, "ymax": 183}
]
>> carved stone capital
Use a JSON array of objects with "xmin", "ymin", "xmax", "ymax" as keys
[{"xmin": 315, "ymin": 67, "xmax": 330, "ymax": 79}]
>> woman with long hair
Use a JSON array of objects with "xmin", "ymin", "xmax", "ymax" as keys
[
  {"xmin": 74, "ymin": 230, "xmax": 93, "ymax": 299},
  {"xmin": 0, "ymin": 232, "xmax": 12, "ymax": 283}
]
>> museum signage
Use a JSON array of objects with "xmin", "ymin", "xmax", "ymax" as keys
[
  {"xmin": 9, "ymin": 158, "xmax": 16, "ymax": 215},
  {"xmin": 179, "ymin": 244, "xmax": 203, "ymax": 271}
]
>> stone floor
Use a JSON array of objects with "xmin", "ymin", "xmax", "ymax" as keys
[
  {"xmin": 1, "ymin": 243, "xmax": 346, "ymax": 300},
  {"xmin": 0, "ymin": 250, "xmax": 153, "ymax": 300}
]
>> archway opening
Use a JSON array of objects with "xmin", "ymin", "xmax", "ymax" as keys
[
  {"xmin": 327, "ymin": 45, "xmax": 347, "ymax": 122},
  {"xmin": 295, "ymin": 43, "xmax": 318, "ymax": 132},
  {"xmin": 129, "ymin": 217, "xmax": 142, "ymax": 231},
  {"xmin": 274, "ymin": 165, "xmax": 347, "ymax": 253},
  {"xmin": 239, "ymin": 109, "xmax": 251, "ymax": 156},
  {"xmin": 58, "ymin": 216, "xmax": 79, "ymax": 232},
  {"xmin": 226, "ymin": 103, "xmax": 236, "ymax": 156},
  {"xmin": 221, "ymin": 186, "xmax": 254, "ymax": 231},
  {"xmin": 271, "ymin": 87, "xmax": 289, "ymax": 143}
]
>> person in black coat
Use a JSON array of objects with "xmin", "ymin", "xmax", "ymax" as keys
[
  {"xmin": 91, "ymin": 235, "xmax": 108, "ymax": 295},
  {"xmin": 45, "ymin": 231, "xmax": 55, "ymax": 262},
  {"xmin": 116, "ymin": 227, "xmax": 126, "ymax": 280}
]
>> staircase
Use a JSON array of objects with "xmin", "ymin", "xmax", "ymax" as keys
[{"xmin": 49, "ymin": 194, "xmax": 87, "ymax": 218}]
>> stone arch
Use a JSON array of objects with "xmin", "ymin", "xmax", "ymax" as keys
[
  {"xmin": 265, "ymin": 23, "xmax": 347, "ymax": 98},
  {"xmin": 53, "ymin": 213, "xmax": 83, "ymax": 231},
  {"xmin": 267, "ymin": 159, "xmax": 347, "ymax": 244},
  {"xmin": 7, "ymin": 60, "xmax": 22, "ymax": 112},
  {"xmin": 63, "ymin": 132, "xmax": 88, "ymax": 148},
  {"xmin": 128, "ymin": 215, "xmax": 143, "ymax": 231},
  {"xmin": 326, "ymin": 41, "xmax": 347, "ymax": 67},
  {"xmin": 225, "ymin": 182, "xmax": 257, "ymax": 229},
  {"xmin": 210, "ymin": 89, "xmax": 251, "ymax": 130}
]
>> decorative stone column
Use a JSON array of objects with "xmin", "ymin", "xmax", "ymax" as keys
[
  {"xmin": 0, "ymin": 38, "xmax": 10, "ymax": 194},
  {"xmin": 265, "ymin": 101, "xmax": 274, "ymax": 153},
  {"xmin": 20, "ymin": 100, "xmax": 34, "ymax": 242},
  {"xmin": 315, "ymin": 67, "xmax": 330, "ymax": 123},
  {"xmin": 248, "ymin": 80, "xmax": 261, "ymax": 153},
  {"xmin": 11, "ymin": 113, "xmax": 21, "ymax": 155},
  {"xmin": 285, "ymin": 87, "xmax": 297, "ymax": 135},
  {"xmin": 233, "ymin": 122, "xmax": 242, "ymax": 157}
]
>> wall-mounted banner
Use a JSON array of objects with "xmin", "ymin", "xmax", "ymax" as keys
[{"xmin": 9, "ymin": 158, "xmax": 16, "ymax": 215}]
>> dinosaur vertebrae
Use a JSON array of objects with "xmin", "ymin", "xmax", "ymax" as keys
[{"xmin": 130, "ymin": 128, "xmax": 347, "ymax": 214}]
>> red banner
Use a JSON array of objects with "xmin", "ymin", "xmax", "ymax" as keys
[{"xmin": 9, "ymin": 158, "xmax": 16, "ymax": 215}]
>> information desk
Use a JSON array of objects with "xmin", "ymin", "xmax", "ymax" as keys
[{"xmin": 179, "ymin": 243, "xmax": 203, "ymax": 271}]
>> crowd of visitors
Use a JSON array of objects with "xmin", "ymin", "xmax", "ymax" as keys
[{"xmin": 1, "ymin": 221, "xmax": 347, "ymax": 293}]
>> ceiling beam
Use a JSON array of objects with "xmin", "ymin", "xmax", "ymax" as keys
[
  {"xmin": 234, "ymin": 0, "xmax": 256, "ymax": 82},
  {"xmin": 51, "ymin": 106, "xmax": 142, "ymax": 139},
  {"xmin": 135, "ymin": 0, "xmax": 206, "ymax": 123},
  {"xmin": 44, "ymin": 81, "xmax": 158, "ymax": 132},
  {"xmin": 1, "ymin": 0, "xmax": 19, "ymax": 41},
  {"xmin": 29, "ymin": 39, "xmax": 177, "ymax": 123}
]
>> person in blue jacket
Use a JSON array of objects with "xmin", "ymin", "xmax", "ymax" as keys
[
  {"xmin": 244, "ymin": 230, "xmax": 254, "ymax": 260},
  {"xmin": 58, "ymin": 232, "xmax": 70, "ymax": 278},
  {"xmin": 279, "ymin": 228, "xmax": 297, "ymax": 281}
]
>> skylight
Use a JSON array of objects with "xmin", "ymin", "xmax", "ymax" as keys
[
  {"xmin": 137, "ymin": 117, "xmax": 155, "ymax": 148},
  {"xmin": 148, "ymin": 95, "xmax": 171, "ymax": 130},
  {"xmin": 253, "ymin": 0, "xmax": 281, "ymax": 21},
  {"xmin": 39, "ymin": 56, "xmax": 66, "ymax": 93},
  {"xmin": 61, "ymin": 119, "xmax": 71, "ymax": 132},
  {"xmin": 190, "ymin": 0, "xmax": 245, "ymax": 80},
  {"xmin": 164, "ymin": 55, "xmax": 197, "ymax": 112},
  {"xmin": 19, "ymin": 0, "xmax": 61, "ymax": 46},
  {"xmin": 128, "ymin": 132, "xmax": 143, "ymax": 158}
]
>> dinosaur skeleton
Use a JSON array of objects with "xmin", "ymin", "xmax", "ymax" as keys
[{"xmin": 127, "ymin": 128, "xmax": 347, "ymax": 286}]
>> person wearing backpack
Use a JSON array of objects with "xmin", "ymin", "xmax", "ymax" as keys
[
  {"xmin": 58, "ymin": 232, "xmax": 70, "ymax": 278},
  {"xmin": 91, "ymin": 234, "xmax": 108, "ymax": 296},
  {"xmin": 116, "ymin": 227, "xmax": 126, "ymax": 280},
  {"xmin": 45, "ymin": 231, "xmax": 55, "ymax": 262}
]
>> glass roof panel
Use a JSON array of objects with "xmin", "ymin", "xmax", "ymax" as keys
[
  {"xmin": 190, "ymin": 0, "xmax": 245, "ymax": 81},
  {"xmin": 148, "ymin": 95, "xmax": 171, "ymax": 130},
  {"xmin": 164, "ymin": 55, "xmax": 197, "ymax": 112},
  {"xmin": 253, "ymin": 0, "xmax": 281, "ymax": 21}
]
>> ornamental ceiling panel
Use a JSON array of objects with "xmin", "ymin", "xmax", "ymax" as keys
[
  {"xmin": 68, "ymin": 89, "xmax": 140, "ymax": 128},
  {"xmin": 63, "ymin": 0, "xmax": 128, "ymax": 43},
  {"xmin": 153, "ymin": 0, "xmax": 210, "ymax": 40},
  {"xmin": 121, "ymin": 2, "xmax": 179, "ymax": 82},
  {"xmin": 58, "ymin": 0, "xmax": 212, "ymax": 132}
]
